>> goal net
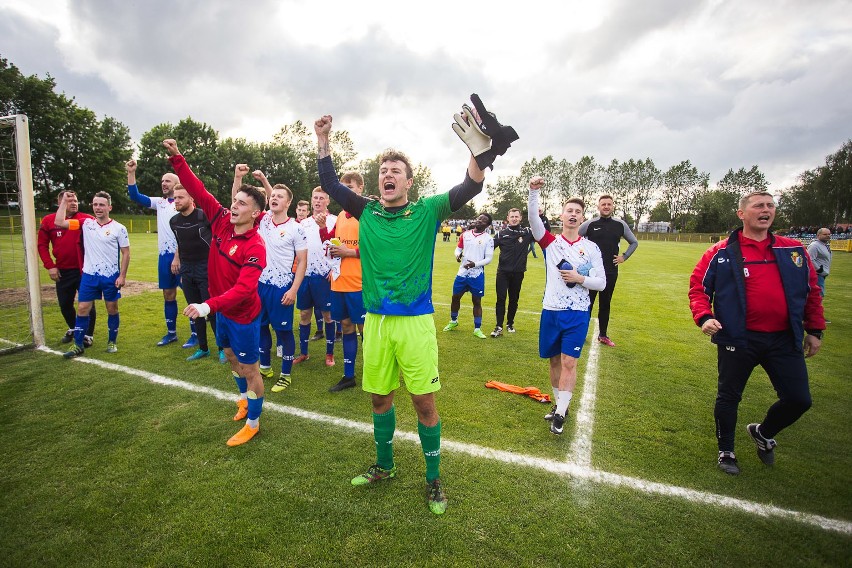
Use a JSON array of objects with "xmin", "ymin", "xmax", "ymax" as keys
[{"xmin": 0, "ymin": 114, "xmax": 44, "ymax": 353}]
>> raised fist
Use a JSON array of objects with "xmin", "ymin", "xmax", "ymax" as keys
[{"xmin": 162, "ymin": 139, "xmax": 179, "ymax": 156}]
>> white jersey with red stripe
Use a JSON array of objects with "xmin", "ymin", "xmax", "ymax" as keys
[
  {"xmin": 257, "ymin": 214, "xmax": 307, "ymax": 288},
  {"xmin": 538, "ymin": 232, "xmax": 605, "ymax": 311},
  {"xmin": 79, "ymin": 218, "xmax": 130, "ymax": 277},
  {"xmin": 456, "ymin": 229, "xmax": 494, "ymax": 278},
  {"xmin": 300, "ymin": 214, "xmax": 337, "ymax": 277}
]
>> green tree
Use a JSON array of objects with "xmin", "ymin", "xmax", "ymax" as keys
[
  {"xmin": 778, "ymin": 141, "xmax": 852, "ymax": 229},
  {"xmin": 621, "ymin": 158, "xmax": 661, "ymax": 230},
  {"xmin": 486, "ymin": 174, "xmax": 524, "ymax": 220},
  {"xmin": 649, "ymin": 201, "xmax": 671, "ymax": 222},
  {"xmin": 661, "ymin": 160, "xmax": 709, "ymax": 230},
  {"xmin": 273, "ymin": 120, "xmax": 357, "ymax": 190},
  {"xmin": 0, "ymin": 56, "xmax": 132, "ymax": 210},
  {"xmin": 137, "ymin": 118, "xmax": 221, "ymax": 205},
  {"xmin": 691, "ymin": 189, "xmax": 741, "ymax": 233},
  {"xmin": 718, "ymin": 165, "xmax": 769, "ymax": 194}
]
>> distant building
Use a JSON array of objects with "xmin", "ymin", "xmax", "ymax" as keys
[{"xmin": 638, "ymin": 221, "xmax": 671, "ymax": 233}]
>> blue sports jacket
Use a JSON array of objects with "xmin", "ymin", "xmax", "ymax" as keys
[{"xmin": 688, "ymin": 228, "xmax": 825, "ymax": 351}]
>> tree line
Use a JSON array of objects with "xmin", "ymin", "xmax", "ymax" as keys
[
  {"xmin": 1, "ymin": 56, "xmax": 435, "ymax": 214},
  {"xmin": 1, "ymin": 55, "xmax": 848, "ymax": 231}
]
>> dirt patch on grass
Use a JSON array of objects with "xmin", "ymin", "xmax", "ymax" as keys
[{"xmin": 0, "ymin": 280, "xmax": 159, "ymax": 308}]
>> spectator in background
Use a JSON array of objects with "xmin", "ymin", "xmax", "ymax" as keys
[{"xmin": 807, "ymin": 228, "xmax": 832, "ymax": 298}]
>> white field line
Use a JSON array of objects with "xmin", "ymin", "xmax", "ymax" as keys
[
  {"xmin": 38, "ymin": 346, "xmax": 852, "ymax": 536},
  {"xmin": 569, "ymin": 318, "xmax": 600, "ymax": 467}
]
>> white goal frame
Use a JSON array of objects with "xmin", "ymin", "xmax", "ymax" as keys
[{"xmin": 0, "ymin": 114, "xmax": 45, "ymax": 351}]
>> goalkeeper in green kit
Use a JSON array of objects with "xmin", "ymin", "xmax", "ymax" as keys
[{"xmin": 314, "ymin": 95, "xmax": 517, "ymax": 514}]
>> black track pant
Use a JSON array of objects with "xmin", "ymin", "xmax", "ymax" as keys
[
  {"xmin": 714, "ymin": 330, "xmax": 812, "ymax": 452},
  {"xmin": 56, "ymin": 268, "xmax": 96, "ymax": 335},
  {"xmin": 588, "ymin": 272, "xmax": 618, "ymax": 337},
  {"xmin": 180, "ymin": 262, "xmax": 217, "ymax": 351},
  {"xmin": 495, "ymin": 270, "xmax": 525, "ymax": 328}
]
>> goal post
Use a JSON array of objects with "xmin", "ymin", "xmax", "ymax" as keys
[{"xmin": 0, "ymin": 114, "xmax": 45, "ymax": 352}]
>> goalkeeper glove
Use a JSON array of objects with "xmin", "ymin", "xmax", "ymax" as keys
[
  {"xmin": 470, "ymin": 93, "xmax": 519, "ymax": 165},
  {"xmin": 452, "ymin": 105, "xmax": 491, "ymax": 164}
]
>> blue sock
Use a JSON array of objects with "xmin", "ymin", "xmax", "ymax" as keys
[
  {"xmin": 325, "ymin": 321, "xmax": 336, "ymax": 355},
  {"xmin": 164, "ymin": 300, "xmax": 178, "ymax": 334},
  {"xmin": 450, "ymin": 312, "xmax": 458, "ymax": 322},
  {"xmin": 108, "ymin": 313, "xmax": 119, "ymax": 343},
  {"xmin": 259, "ymin": 325, "xmax": 272, "ymax": 368},
  {"xmin": 474, "ymin": 316, "xmax": 482, "ymax": 329},
  {"xmin": 247, "ymin": 396, "xmax": 264, "ymax": 421},
  {"xmin": 343, "ymin": 332, "xmax": 357, "ymax": 378},
  {"xmin": 74, "ymin": 315, "xmax": 89, "ymax": 347},
  {"xmin": 299, "ymin": 324, "xmax": 310, "ymax": 355},
  {"xmin": 277, "ymin": 330, "xmax": 295, "ymax": 375},
  {"xmin": 234, "ymin": 375, "xmax": 248, "ymax": 395}
]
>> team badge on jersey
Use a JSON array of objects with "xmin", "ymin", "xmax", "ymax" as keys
[
  {"xmin": 229, "ymin": 244, "xmax": 238, "ymax": 256},
  {"xmin": 790, "ymin": 251, "xmax": 803, "ymax": 268}
]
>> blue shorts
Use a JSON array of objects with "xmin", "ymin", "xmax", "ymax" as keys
[
  {"xmin": 78, "ymin": 272, "xmax": 121, "ymax": 303},
  {"xmin": 296, "ymin": 273, "xmax": 331, "ymax": 311},
  {"xmin": 452, "ymin": 273, "xmax": 485, "ymax": 297},
  {"xmin": 216, "ymin": 312, "xmax": 260, "ymax": 364},
  {"xmin": 158, "ymin": 252, "xmax": 180, "ymax": 290},
  {"xmin": 331, "ymin": 290, "xmax": 366, "ymax": 324},
  {"xmin": 259, "ymin": 281, "xmax": 296, "ymax": 331},
  {"xmin": 539, "ymin": 309, "xmax": 591, "ymax": 359}
]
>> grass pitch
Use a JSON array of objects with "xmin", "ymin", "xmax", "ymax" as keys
[{"xmin": 1, "ymin": 235, "xmax": 850, "ymax": 567}]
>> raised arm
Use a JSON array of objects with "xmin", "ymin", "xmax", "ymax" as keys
[
  {"xmin": 252, "ymin": 170, "xmax": 274, "ymax": 203},
  {"xmin": 163, "ymin": 139, "xmax": 221, "ymax": 219},
  {"xmin": 126, "ymin": 159, "xmax": 152, "ymax": 207},
  {"xmin": 527, "ymin": 176, "xmax": 546, "ymax": 240},
  {"xmin": 54, "ymin": 192, "xmax": 72, "ymax": 229},
  {"xmin": 315, "ymin": 115, "xmax": 369, "ymax": 217},
  {"xmin": 232, "ymin": 164, "xmax": 250, "ymax": 200}
]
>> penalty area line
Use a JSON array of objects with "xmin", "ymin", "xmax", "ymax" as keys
[{"xmin": 38, "ymin": 346, "xmax": 852, "ymax": 536}]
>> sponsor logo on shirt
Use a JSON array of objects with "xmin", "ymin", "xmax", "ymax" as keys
[{"xmin": 229, "ymin": 245, "xmax": 238, "ymax": 256}]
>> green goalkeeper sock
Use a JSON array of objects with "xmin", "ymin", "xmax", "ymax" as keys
[
  {"xmin": 418, "ymin": 420, "xmax": 442, "ymax": 483},
  {"xmin": 373, "ymin": 406, "xmax": 396, "ymax": 470}
]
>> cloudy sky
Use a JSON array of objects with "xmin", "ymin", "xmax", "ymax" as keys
[{"xmin": 1, "ymin": 0, "xmax": 851, "ymax": 203}]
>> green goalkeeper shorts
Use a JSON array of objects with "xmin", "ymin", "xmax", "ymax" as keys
[{"xmin": 362, "ymin": 313, "xmax": 440, "ymax": 396}]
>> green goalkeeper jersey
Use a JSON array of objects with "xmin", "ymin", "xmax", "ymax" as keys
[{"xmin": 359, "ymin": 194, "xmax": 451, "ymax": 316}]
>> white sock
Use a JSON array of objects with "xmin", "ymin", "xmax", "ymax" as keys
[
  {"xmin": 552, "ymin": 387, "xmax": 560, "ymax": 402},
  {"xmin": 246, "ymin": 418, "xmax": 259, "ymax": 428},
  {"xmin": 556, "ymin": 391, "xmax": 573, "ymax": 416}
]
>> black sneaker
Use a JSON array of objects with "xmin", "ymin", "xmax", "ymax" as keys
[
  {"xmin": 718, "ymin": 451, "xmax": 740, "ymax": 475},
  {"xmin": 746, "ymin": 423, "xmax": 776, "ymax": 465},
  {"xmin": 506, "ymin": 325, "xmax": 516, "ymax": 333},
  {"xmin": 490, "ymin": 326, "xmax": 503, "ymax": 338},
  {"xmin": 329, "ymin": 376, "xmax": 356, "ymax": 392},
  {"xmin": 61, "ymin": 329, "xmax": 74, "ymax": 344},
  {"xmin": 544, "ymin": 404, "xmax": 557, "ymax": 421},
  {"xmin": 310, "ymin": 331, "xmax": 324, "ymax": 341},
  {"xmin": 83, "ymin": 335, "xmax": 93, "ymax": 348},
  {"xmin": 550, "ymin": 412, "xmax": 566, "ymax": 435}
]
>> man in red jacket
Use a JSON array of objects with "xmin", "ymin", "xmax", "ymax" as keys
[
  {"xmin": 38, "ymin": 190, "xmax": 96, "ymax": 345},
  {"xmin": 689, "ymin": 191, "xmax": 824, "ymax": 476},
  {"xmin": 163, "ymin": 139, "xmax": 268, "ymax": 447}
]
